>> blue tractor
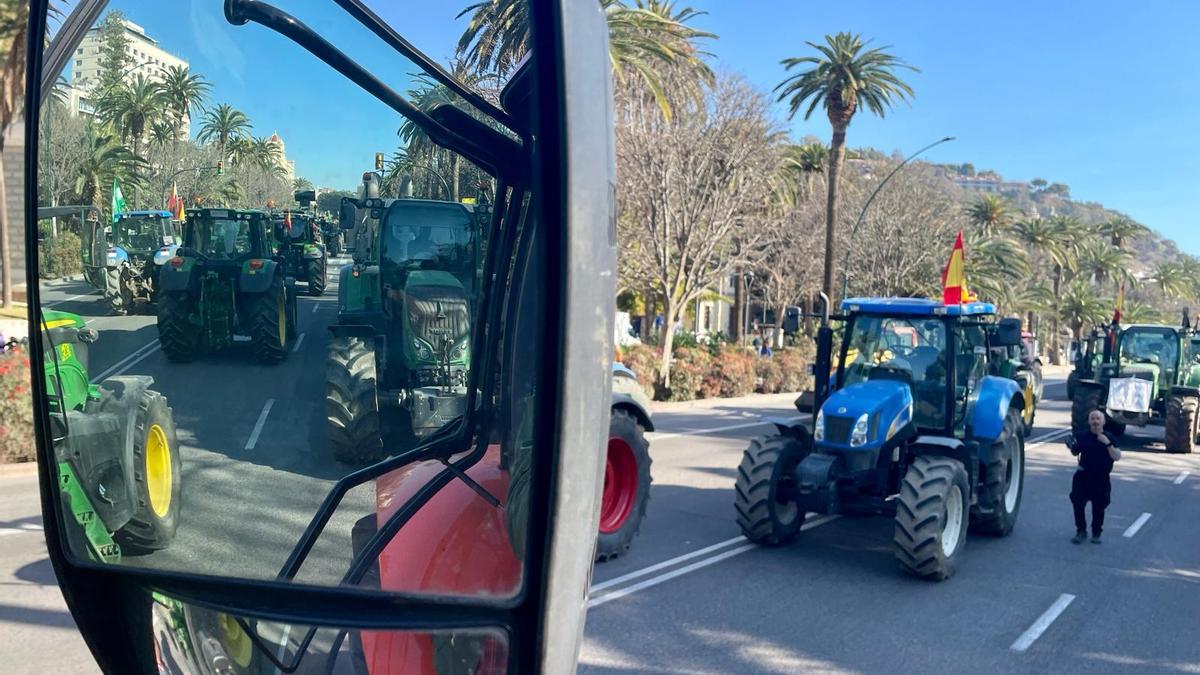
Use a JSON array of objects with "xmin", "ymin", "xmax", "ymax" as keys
[{"xmin": 734, "ymin": 297, "xmax": 1028, "ymax": 580}]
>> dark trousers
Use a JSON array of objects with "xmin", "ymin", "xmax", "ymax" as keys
[{"xmin": 1070, "ymin": 470, "xmax": 1111, "ymax": 536}]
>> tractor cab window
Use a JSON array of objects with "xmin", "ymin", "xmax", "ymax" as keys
[
  {"xmin": 194, "ymin": 215, "xmax": 252, "ymax": 259},
  {"xmin": 278, "ymin": 215, "xmax": 312, "ymax": 241},
  {"xmin": 841, "ymin": 316, "xmax": 948, "ymax": 429},
  {"xmin": 114, "ymin": 214, "xmax": 166, "ymax": 251},
  {"xmin": 955, "ymin": 325, "xmax": 988, "ymax": 425},
  {"xmin": 382, "ymin": 202, "xmax": 475, "ymax": 266},
  {"xmin": 1120, "ymin": 328, "xmax": 1179, "ymax": 387}
]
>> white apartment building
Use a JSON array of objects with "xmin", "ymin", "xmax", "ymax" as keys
[
  {"xmin": 67, "ymin": 19, "xmax": 189, "ymax": 133},
  {"xmin": 269, "ymin": 132, "xmax": 297, "ymax": 183}
]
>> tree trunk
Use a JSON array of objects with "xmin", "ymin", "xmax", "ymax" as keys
[
  {"xmin": 0, "ymin": 152, "xmax": 11, "ymax": 308},
  {"xmin": 731, "ymin": 271, "xmax": 743, "ymax": 342},
  {"xmin": 823, "ymin": 125, "xmax": 848, "ymax": 300},
  {"xmin": 1050, "ymin": 265, "xmax": 1063, "ymax": 365},
  {"xmin": 772, "ymin": 304, "xmax": 786, "ymax": 348},
  {"xmin": 451, "ymin": 155, "xmax": 461, "ymax": 202},
  {"xmin": 658, "ymin": 297, "xmax": 679, "ymax": 387}
]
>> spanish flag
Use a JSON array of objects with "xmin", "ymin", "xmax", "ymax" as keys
[
  {"xmin": 167, "ymin": 182, "xmax": 186, "ymax": 221},
  {"xmin": 941, "ymin": 231, "xmax": 977, "ymax": 305}
]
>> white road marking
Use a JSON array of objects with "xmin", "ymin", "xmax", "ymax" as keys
[
  {"xmin": 1010, "ymin": 593, "xmax": 1075, "ymax": 652},
  {"xmin": 91, "ymin": 340, "xmax": 161, "ymax": 382},
  {"xmin": 590, "ymin": 536, "xmax": 746, "ymax": 594},
  {"xmin": 45, "ymin": 292, "xmax": 94, "ymax": 307},
  {"xmin": 649, "ymin": 417, "xmax": 805, "ymax": 442},
  {"xmin": 588, "ymin": 515, "xmax": 839, "ymax": 608},
  {"xmin": 272, "ymin": 624, "xmax": 293, "ymax": 675},
  {"xmin": 1174, "ymin": 471, "xmax": 1190, "ymax": 485},
  {"xmin": 292, "ymin": 333, "xmax": 305, "ymax": 353},
  {"xmin": 244, "ymin": 399, "xmax": 276, "ymax": 451},
  {"xmin": 1027, "ymin": 429, "xmax": 1070, "ymax": 446},
  {"xmin": 0, "ymin": 523, "xmax": 43, "ymax": 537},
  {"xmin": 1123, "ymin": 512, "xmax": 1151, "ymax": 538},
  {"xmin": 311, "ymin": 302, "xmax": 320, "ymax": 313}
]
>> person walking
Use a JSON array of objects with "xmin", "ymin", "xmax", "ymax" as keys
[{"xmin": 1068, "ymin": 409, "xmax": 1121, "ymax": 544}]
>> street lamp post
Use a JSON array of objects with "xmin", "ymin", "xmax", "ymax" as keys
[{"xmin": 839, "ymin": 136, "xmax": 956, "ymax": 300}]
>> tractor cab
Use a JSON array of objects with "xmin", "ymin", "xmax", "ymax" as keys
[
  {"xmin": 112, "ymin": 210, "xmax": 179, "ymax": 262},
  {"xmin": 183, "ymin": 208, "xmax": 272, "ymax": 263}
]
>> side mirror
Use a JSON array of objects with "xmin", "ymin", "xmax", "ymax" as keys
[
  {"xmin": 994, "ymin": 317, "xmax": 1022, "ymax": 347},
  {"xmin": 339, "ymin": 198, "xmax": 357, "ymax": 231}
]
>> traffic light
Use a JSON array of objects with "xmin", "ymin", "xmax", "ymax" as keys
[
  {"xmin": 217, "ymin": 161, "xmax": 224, "ymax": 175},
  {"xmin": 374, "ymin": 152, "xmax": 384, "ymax": 171}
]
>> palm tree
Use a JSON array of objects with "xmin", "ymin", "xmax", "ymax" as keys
[
  {"xmin": 1147, "ymin": 261, "xmax": 1190, "ymax": 299},
  {"xmin": 156, "ymin": 65, "xmax": 210, "ymax": 133},
  {"xmin": 775, "ymin": 32, "xmax": 917, "ymax": 298},
  {"xmin": 964, "ymin": 194, "xmax": 1012, "ymax": 237},
  {"xmin": 1098, "ymin": 214, "xmax": 1147, "ymax": 250},
  {"xmin": 1011, "ymin": 216, "xmax": 1080, "ymax": 363},
  {"xmin": 73, "ymin": 125, "xmax": 146, "ymax": 210},
  {"xmin": 250, "ymin": 135, "xmax": 283, "ymax": 173},
  {"xmin": 964, "ymin": 229, "xmax": 1029, "ymax": 305},
  {"xmin": 197, "ymin": 103, "xmax": 251, "ymax": 161},
  {"xmin": 1075, "ymin": 237, "xmax": 1132, "ymax": 287},
  {"xmin": 95, "ymin": 73, "xmax": 165, "ymax": 157},
  {"xmin": 292, "ymin": 177, "xmax": 314, "ymax": 193},
  {"xmin": 148, "ymin": 120, "xmax": 176, "ymax": 150},
  {"xmin": 1059, "ymin": 277, "xmax": 1109, "ymax": 340},
  {"xmin": 456, "ymin": 0, "xmax": 713, "ymax": 119}
]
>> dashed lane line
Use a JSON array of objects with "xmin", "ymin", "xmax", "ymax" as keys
[
  {"xmin": 91, "ymin": 340, "xmax": 161, "ymax": 382},
  {"xmin": 1123, "ymin": 512, "xmax": 1152, "ymax": 538},
  {"xmin": 292, "ymin": 333, "xmax": 306, "ymax": 353},
  {"xmin": 244, "ymin": 399, "xmax": 275, "ymax": 451},
  {"xmin": 1010, "ymin": 593, "xmax": 1076, "ymax": 652},
  {"xmin": 0, "ymin": 523, "xmax": 43, "ymax": 537},
  {"xmin": 1174, "ymin": 471, "xmax": 1190, "ymax": 485}
]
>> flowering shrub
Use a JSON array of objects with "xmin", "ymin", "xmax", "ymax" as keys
[
  {"xmin": 775, "ymin": 347, "xmax": 812, "ymax": 393},
  {"xmin": 0, "ymin": 351, "xmax": 35, "ymax": 463},
  {"xmin": 618, "ymin": 343, "xmax": 659, "ymax": 398},
  {"xmin": 755, "ymin": 356, "xmax": 785, "ymax": 393},
  {"xmin": 667, "ymin": 346, "xmax": 711, "ymax": 401},
  {"xmin": 703, "ymin": 345, "xmax": 756, "ymax": 398}
]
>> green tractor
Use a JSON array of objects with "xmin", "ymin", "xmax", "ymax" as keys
[
  {"xmin": 156, "ymin": 208, "xmax": 298, "ymax": 364},
  {"xmin": 272, "ymin": 191, "xmax": 327, "ymax": 297},
  {"xmin": 1070, "ymin": 319, "xmax": 1200, "ymax": 452},
  {"xmin": 325, "ymin": 173, "xmax": 480, "ymax": 463},
  {"xmin": 41, "ymin": 309, "xmax": 182, "ymax": 561},
  {"xmin": 319, "ymin": 215, "xmax": 342, "ymax": 257},
  {"xmin": 991, "ymin": 330, "xmax": 1041, "ymax": 436}
]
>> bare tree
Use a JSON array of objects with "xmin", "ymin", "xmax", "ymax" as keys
[
  {"xmin": 756, "ymin": 173, "xmax": 826, "ymax": 346},
  {"xmin": 616, "ymin": 72, "xmax": 780, "ymax": 384}
]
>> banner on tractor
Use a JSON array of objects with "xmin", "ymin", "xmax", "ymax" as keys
[{"xmin": 941, "ymin": 230, "xmax": 978, "ymax": 305}]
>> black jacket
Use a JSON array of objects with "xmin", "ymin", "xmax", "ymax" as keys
[{"xmin": 1068, "ymin": 431, "xmax": 1117, "ymax": 476}]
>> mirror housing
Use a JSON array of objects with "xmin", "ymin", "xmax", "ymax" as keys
[
  {"xmin": 994, "ymin": 317, "xmax": 1022, "ymax": 347},
  {"xmin": 339, "ymin": 198, "xmax": 358, "ymax": 231},
  {"xmin": 294, "ymin": 189, "xmax": 316, "ymax": 206}
]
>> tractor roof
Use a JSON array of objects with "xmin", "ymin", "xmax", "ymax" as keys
[
  {"xmin": 118, "ymin": 210, "xmax": 171, "ymax": 218},
  {"xmin": 841, "ymin": 297, "xmax": 996, "ymax": 317}
]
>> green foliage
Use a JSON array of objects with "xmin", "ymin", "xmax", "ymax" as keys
[
  {"xmin": 0, "ymin": 351, "xmax": 33, "ymax": 464},
  {"xmin": 39, "ymin": 232, "xmax": 82, "ymax": 278},
  {"xmin": 666, "ymin": 346, "xmax": 710, "ymax": 401},
  {"xmin": 776, "ymin": 32, "xmax": 917, "ymax": 125}
]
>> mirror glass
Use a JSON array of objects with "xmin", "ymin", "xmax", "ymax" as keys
[{"xmin": 34, "ymin": 0, "xmax": 539, "ymax": 597}]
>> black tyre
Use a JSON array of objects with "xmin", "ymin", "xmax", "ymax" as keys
[
  {"xmin": 971, "ymin": 409, "xmax": 1025, "ymax": 536},
  {"xmin": 326, "ymin": 336, "xmax": 383, "ymax": 464},
  {"xmin": 1164, "ymin": 394, "xmax": 1198, "ymax": 454},
  {"xmin": 115, "ymin": 389, "xmax": 181, "ymax": 553},
  {"xmin": 106, "ymin": 266, "xmax": 129, "ymax": 315},
  {"xmin": 734, "ymin": 434, "xmax": 808, "ymax": 546},
  {"xmin": 1071, "ymin": 384, "xmax": 1104, "ymax": 436},
  {"xmin": 248, "ymin": 276, "xmax": 289, "ymax": 364},
  {"xmin": 157, "ymin": 291, "xmax": 199, "ymax": 362},
  {"xmin": 307, "ymin": 259, "xmax": 326, "ymax": 296},
  {"xmin": 893, "ymin": 455, "xmax": 969, "ymax": 581},
  {"xmin": 1066, "ymin": 371, "xmax": 1079, "ymax": 400},
  {"xmin": 595, "ymin": 409, "xmax": 652, "ymax": 562}
]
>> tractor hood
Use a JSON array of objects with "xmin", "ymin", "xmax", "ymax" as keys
[
  {"xmin": 402, "ymin": 271, "xmax": 471, "ymax": 367},
  {"xmin": 816, "ymin": 380, "xmax": 914, "ymax": 450}
]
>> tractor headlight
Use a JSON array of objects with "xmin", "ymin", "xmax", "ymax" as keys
[
  {"xmin": 413, "ymin": 338, "xmax": 433, "ymax": 361},
  {"xmin": 450, "ymin": 338, "xmax": 469, "ymax": 362},
  {"xmin": 850, "ymin": 413, "xmax": 870, "ymax": 447},
  {"xmin": 813, "ymin": 409, "xmax": 825, "ymax": 442}
]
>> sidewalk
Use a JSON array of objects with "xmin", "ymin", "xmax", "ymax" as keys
[{"xmin": 647, "ymin": 391, "xmax": 800, "ymax": 414}]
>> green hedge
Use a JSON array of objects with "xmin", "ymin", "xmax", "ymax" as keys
[{"xmin": 39, "ymin": 232, "xmax": 83, "ymax": 279}]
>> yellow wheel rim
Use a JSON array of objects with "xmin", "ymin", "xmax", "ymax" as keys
[
  {"xmin": 145, "ymin": 424, "xmax": 172, "ymax": 518},
  {"xmin": 216, "ymin": 612, "xmax": 253, "ymax": 668},
  {"xmin": 278, "ymin": 292, "xmax": 287, "ymax": 348}
]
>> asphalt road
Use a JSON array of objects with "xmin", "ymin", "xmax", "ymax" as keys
[{"xmin": 3, "ymin": 290, "xmax": 1198, "ymax": 674}]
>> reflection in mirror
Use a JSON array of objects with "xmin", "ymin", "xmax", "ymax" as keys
[
  {"xmin": 35, "ymin": 0, "xmax": 537, "ymax": 598},
  {"xmin": 149, "ymin": 592, "xmax": 508, "ymax": 674}
]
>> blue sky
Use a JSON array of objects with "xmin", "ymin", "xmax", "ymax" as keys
[{"xmin": 65, "ymin": 1, "xmax": 1200, "ymax": 253}]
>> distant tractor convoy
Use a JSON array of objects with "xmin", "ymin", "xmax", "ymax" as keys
[
  {"xmin": 1068, "ymin": 317, "xmax": 1200, "ymax": 453},
  {"xmin": 735, "ymin": 297, "xmax": 1028, "ymax": 581}
]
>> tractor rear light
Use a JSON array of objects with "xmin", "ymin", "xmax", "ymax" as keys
[
  {"xmin": 169, "ymin": 257, "xmax": 184, "ymax": 268},
  {"xmin": 249, "ymin": 259, "xmax": 264, "ymax": 270}
]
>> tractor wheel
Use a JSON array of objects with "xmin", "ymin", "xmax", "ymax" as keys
[
  {"xmin": 971, "ymin": 409, "xmax": 1025, "ymax": 536},
  {"xmin": 734, "ymin": 434, "xmax": 808, "ymax": 546},
  {"xmin": 893, "ymin": 455, "xmax": 969, "ymax": 581},
  {"xmin": 115, "ymin": 389, "xmax": 181, "ymax": 553},
  {"xmin": 106, "ymin": 267, "xmax": 129, "ymax": 315},
  {"xmin": 1071, "ymin": 385, "xmax": 1104, "ymax": 436},
  {"xmin": 1164, "ymin": 394, "xmax": 1198, "ymax": 454},
  {"xmin": 595, "ymin": 409, "xmax": 652, "ymax": 562},
  {"xmin": 249, "ymin": 276, "xmax": 289, "ymax": 364},
  {"xmin": 1066, "ymin": 371, "xmax": 1079, "ymax": 400},
  {"xmin": 326, "ymin": 336, "xmax": 383, "ymax": 464},
  {"xmin": 157, "ymin": 291, "xmax": 199, "ymax": 362},
  {"xmin": 307, "ymin": 260, "xmax": 326, "ymax": 296}
]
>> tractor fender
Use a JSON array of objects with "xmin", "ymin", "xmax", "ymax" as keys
[
  {"xmin": 87, "ymin": 375, "xmax": 157, "ymax": 531},
  {"xmin": 970, "ymin": 375, "xmax": 1023, "ymax": 443},
  {"xmin": 328, "ymin": 323, "xmax": 377, "ymax": 340},
  {"xmin": 1170, "ymin": 384, "xmax": 1200, "ymax": 399},
  {"xmin": 611, "ymin": 394, "xmax": 654, "ymax": 432},
  {"xmin": 237, "ymin": 259, "xmax": 281, "ymax": 294},
  {"xmin": 908, "ymin": 435, "xmax": 977, "ymax": 496},
  {"xmin": 157, "ymin": 256, "xmax": 196, "ymax": 292},
  {"xmin": 105, "ymin": 246, "xmax": 129, "ymax": 268}
]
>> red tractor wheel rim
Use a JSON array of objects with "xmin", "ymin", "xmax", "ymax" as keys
[{"xmin": 599, "ymin": 437, "xmax": 638, "ymax": 534}]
